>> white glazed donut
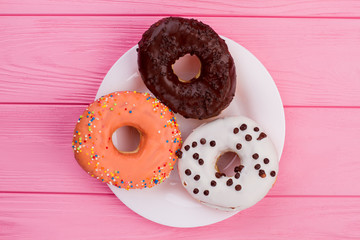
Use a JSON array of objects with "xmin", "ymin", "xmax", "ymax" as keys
[{"xmin": 177, "ymin": 116, "xmax": 279, "ymax": 211}]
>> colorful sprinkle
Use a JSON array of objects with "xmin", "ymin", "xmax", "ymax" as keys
[{"xmin": 72, "ymin": 91, "xmax": 181, "ymax": 189}]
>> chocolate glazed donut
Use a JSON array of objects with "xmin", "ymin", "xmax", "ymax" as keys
[{"xmin": 137, "ymin": 17, "xmax": 236, "ymax": 119}]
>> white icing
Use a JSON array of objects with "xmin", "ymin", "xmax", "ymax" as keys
[{"xmin": 178, "ymin": 116, "xmax": 279, "ymax": 212}]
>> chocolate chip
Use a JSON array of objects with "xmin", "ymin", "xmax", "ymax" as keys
[
  {"xmin": 240, "ymin": 124, "xmax": 247, "ymax": 131},
  {"xmin": 222, "ymin": 173, "xmax": 226, "ymax": 177},
  {"xmin": 215, "ymin": 172, "xmax": 222, "ymax": 178},
  {"xmin": 198, "ymin": 159, "xmax": 204, "ymax": 165},
  {"xmin": 183, "ymin": 181, "xmax": 187, "ymax": 186},
  {"xmin": 192, "ymin": 141, "xmax": 197, "ymax": 148},
  {"xmin": 233, "ymin": 128, "xmax": 239, "ymax": 134},
  {"xmin": 245, "ymin": 134, "xmax": 252, "ymax": 141},
  {"xmin": 193, "ymin": 188, "xmax": 199, "ymax": 194},
  {"xmin": 204, "ymin": 190, "xmax": 209, "ymax": 196},
  {"xmin": 270, "ymin": 171, "xmax": 276, "ymax": 177},
  {"xmin": 236, "ymin": 143, "xmax": 242, "ymax": 150},
  {"xmin": 211, "ymin": 180, "xmax": 217, "ymax": 186},
  {"xmin": 193, "ymin": 153, "xmax": 199, "ymax": 160},
  {"xmin": 257, "ymin": 132, "xmax": 267, "ymax": 140},
  {"xmin": 226, "ymin": 179, "xmax": 233, "ymax": 186},
  {"xmin": 210, "ymin": 140, "xmax": 216, "ymax": 147},
  {"xmin": 252, "ymin": 153, "xmax": 259, "ymax": 159},
  {"xmin": 254, "ymin": 127, "xmax": 259, "ymax": 132},
  {"xmin": 259, "ymin": 170, "xmax": 266, "ymax": 178},
  {"xmin": 235, "ymin": 165, "xmax": 244, "ymax": 173},
  {"xmin": 185, "ymin": 169, "xmax": 191, "ymax": 176},
  {"xmin": 194, "ymin": 175, "xmax": 200, "ymax": 181},
  {"xmin": 264, "ymin": 158, "xmax": 270, "ymax": 164},
  {"xmin": 200, "ymin": 138, "xmax": 206, "ymax": 144},
  {"xmin": 176, "ymin": 150, "xmax": 182, "ymax": 158},
  {"xmin": 235, "ymin": 172, "xmax": 240, "ymax": 179},
  {"xmin": 184, "ymin": 145, "xmax": 190, "ymax": 151},
  {"xmin": 235, "ymin": 185, "xmax": 242, "ymax": 191},
  {"xmin": 254, "ymin": 164, "xmax": 261, "ymax": 170}
]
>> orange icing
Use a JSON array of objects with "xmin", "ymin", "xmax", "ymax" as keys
[{"xmin": 72, "ymin": 91, "xmax": 182, "ymax": 189}]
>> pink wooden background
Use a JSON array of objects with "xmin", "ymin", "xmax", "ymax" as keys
[{"xmin": 1, "ymin": 0, "xmax": 360, "ymax": 239}]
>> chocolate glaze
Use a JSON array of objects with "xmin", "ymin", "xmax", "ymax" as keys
[{"xmin": 137, "ymin": 17, "xmax": 236, "ymax": 119}]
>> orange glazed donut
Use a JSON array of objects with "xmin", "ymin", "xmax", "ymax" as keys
[{"xmin": 72, "ymin": 91, "xmax": 182, "ymax": 189}]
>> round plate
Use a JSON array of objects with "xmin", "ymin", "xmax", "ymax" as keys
[{"xmin": 96, "ymin": 36, "xmax": 285, "ymax": 228}]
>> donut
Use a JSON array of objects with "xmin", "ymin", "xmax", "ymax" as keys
[
  {"xmin": 177, "ymin": 116, "xmax": 279, "ymax": 211},
  {"xmin": 72, "ymin": 91, "xmax": 182, "ymax": 189},
  {"xmin": 137, "ymin": 17, "xmax": 236, "ymax": 120}
]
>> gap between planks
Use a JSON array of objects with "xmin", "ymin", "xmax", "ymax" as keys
[
  {"xmin": 1, "ymin": 191, "xmax": 360, "ymax": 198},
  {"xmin": 1, "ymin": 0, "xmax": 360, "ymax": 18},
  {"xmin": 1, "ymin": 103, "xmax": 360, "ymax": 109},
  {"xmin": 1, "ymin": 14, "xmax": 360, "ymax": 19}
]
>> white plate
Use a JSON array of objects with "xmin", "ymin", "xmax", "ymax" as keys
[{"xmin": 96, "ymin": 36, "xmax": 285, "ymax": 228}]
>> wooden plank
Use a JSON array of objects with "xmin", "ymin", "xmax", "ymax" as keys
[
  {"xmin": 1, "ymin": 0, "xmax": 360, "ymax": 17},
  {"xmin": 1, "ymin": 16, "xmax": 360, "ymax": 106},
  {"xmin": 1, "ymin": 105, "xmax": 360, "ymax": 195},
  {"xmin": 0, "ymin": 104, "xmax": 109, "ymax": 194},
  {"xmin": 1, "ymin": 193, "xmax": 359, "ymax": 239}
]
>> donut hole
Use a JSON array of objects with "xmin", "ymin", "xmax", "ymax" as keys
[
  {"xmin": 172, "ymin": 54, "xmax": 201, "ymax": 82},
  {"xmin": 112, "ymin": 126, "xmax": 140, "ymax": 153},
  {"xmin": 216, "ymin": 152, "xmax": 241, "ymax": 177}
]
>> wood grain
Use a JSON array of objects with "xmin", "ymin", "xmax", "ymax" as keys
[
  {"xmin": 1, "ymin": 16, "xmax": 359, "ymax": 106},
  {"xmin": 1, "ymin": 192, "xmax": 359, "ymax": 239},
  {"xmin": 1, "ymin": 0, "xmax": 360, "ymax": 17},
  {"xmin": 1, "ymin": 1, "xmax": 359, "ymax": 236},
  {"xmin": 1, "ymin": 105, "xmax": 359, "ymax": 195}
]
